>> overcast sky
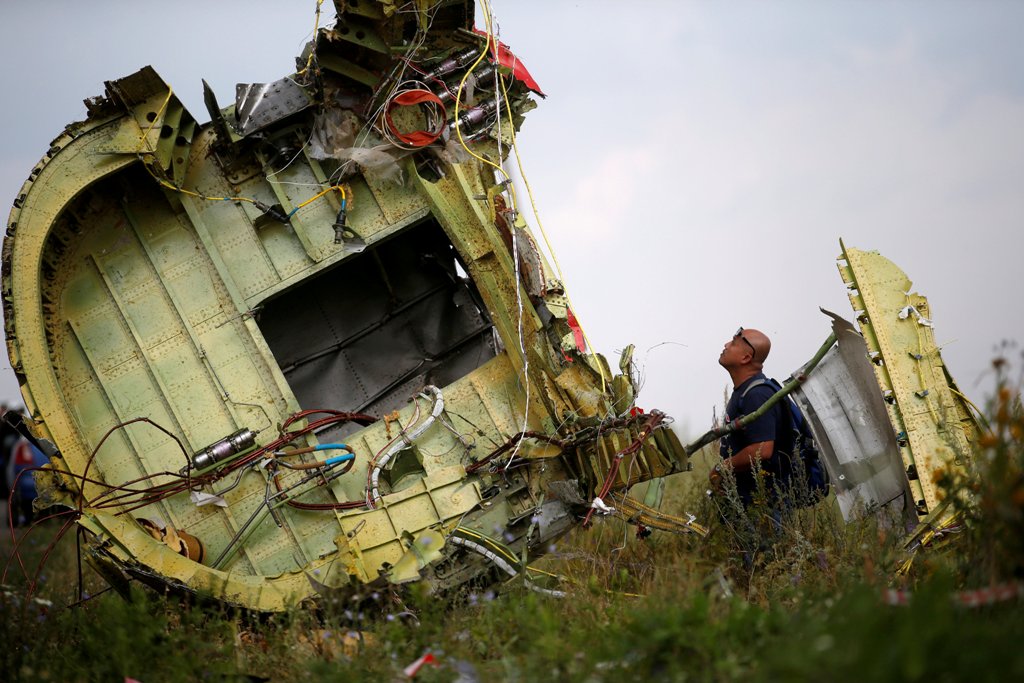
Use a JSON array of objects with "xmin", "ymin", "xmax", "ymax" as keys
[{"xmin": 2, "ymin": 1, "xmax": 1022, "ymax": 437}]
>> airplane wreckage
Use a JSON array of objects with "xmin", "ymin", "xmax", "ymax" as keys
[{"xmin": 3, "ymin": 0, "xmax": 980, "ymax": 612}]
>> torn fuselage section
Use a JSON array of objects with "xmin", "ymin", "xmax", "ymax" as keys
[
  {"xmin": 4, "ymin": 1, "xmax": 689, "ymax": 611},
  {"xmin": 791, "ymin": 310, "xmax": 915, "ymax": 525}
]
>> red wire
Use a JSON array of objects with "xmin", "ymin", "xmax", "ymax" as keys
[{"xmin": 582, "ymin": 413, "xmax": 665, "ymax": 527}]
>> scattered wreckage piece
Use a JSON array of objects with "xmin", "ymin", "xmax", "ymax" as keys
[
  {"xmin": 789, "ymin": 310, "xmax": 914, "ymax": 524},
  {"xmin": 833, "ymin": 242, "xmax": 980, "ymax": 520},
  {"xmin": 777, "ymin": 243, "xmax": 981, "ymax": 526},
  {"xmin": 2, "ymin": 1, "xmax": 689, "ymax": 611}
]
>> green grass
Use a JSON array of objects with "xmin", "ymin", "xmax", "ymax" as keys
[
  {"xmin": 3, "ymin": 361, "xmax": 1023, "ymax": 682},
  {"xmin": 4, "ymin": 519, "xmax": 1022, "ymax": 682}
]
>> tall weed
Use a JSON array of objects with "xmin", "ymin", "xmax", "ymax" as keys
[{"xmin": 2, "ymin": 360, "xmax": 1023, "ymax": 681}]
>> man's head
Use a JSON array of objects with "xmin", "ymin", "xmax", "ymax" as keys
[{"xmin": 719, "ymin": 326, "xmax": 771, "ymax": 375}]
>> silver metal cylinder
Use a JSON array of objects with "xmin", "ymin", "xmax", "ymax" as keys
[
  {"xmin": 192, "ymin": 428, "xmax": 256, "ymax": 471},
  {"xmin": 426, "ymin": 47, "xmax": 479, "ymax": 80}
]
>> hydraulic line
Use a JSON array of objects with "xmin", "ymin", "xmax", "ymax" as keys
[
  {"xmin": 213, "ymin": 454, "xmax": 360, "ymax": 569},
  {"xmin": 368, "ymin": 386, "xmax": 444, "ymax": 506},
  {"xmin": 450, "ymin": 528, "xmax": 566, "ymax": 598}
]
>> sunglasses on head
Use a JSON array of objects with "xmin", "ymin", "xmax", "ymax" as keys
[{"xmin": 735, "ymin": 327, "xmax": 757, "ymax": 361}]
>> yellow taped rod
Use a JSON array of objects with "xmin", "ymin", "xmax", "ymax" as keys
[{"xmin": 684, "ymin": 332, "xmax": 837, "ymax": 456}]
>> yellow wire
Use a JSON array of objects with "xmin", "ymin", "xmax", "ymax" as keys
[
  {"xmin": 135, "ymin": 87, "xmax": 174, "ymax": 155},
  {"xmin": 492, "ymin": 33, "xmax": 605, "ymax": 390},
  {"xmin": 133, "ymin": 87, "xmax": 348, "ymax": 220},
  {"xmin": 293, "ymin": 184, "xmax": 347, "ymax": 211},
  {"xmin": 133, "ymin": 87, "xmax": 254, "ymax": 205},
  {"xmin": 453, "ymin": 531, "xmax": 646, "ymax": 599},
  {"xmin": 950, "ymin": 387, "xmax": 991, "ymax": 431},
  {"xmin": 525, "ymin": 563, "xmax": 643, "ymax": 598},
  {"xmin": 525, "ymin": 565, "xmax": 559, "ymax": 578},
  {"xmin": 296, "ymin": 0, "xmax": 326, "ymax": 78},
  {"xmin": 452, "ymin": 0, "xmax": 517, "ymax": 211}
]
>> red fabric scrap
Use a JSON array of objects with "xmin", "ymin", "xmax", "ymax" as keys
[
  {"xmin": 472, "ymin": 28, "xmax": 545, "ymax": 96},
  {"xmin": 566, "ymin": 307, "xmax": 586, "ymax": 353},
  {"xmin": 403, "ymin": 651, "xmax": 439, "ymax": 677}
]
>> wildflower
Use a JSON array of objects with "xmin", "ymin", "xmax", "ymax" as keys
[{"xmin": 816, "ymin": 551, "xmax": 829, "ymax": 571}]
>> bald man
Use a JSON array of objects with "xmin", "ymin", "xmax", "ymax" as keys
[{"xmin": 710, "ymin": 327, "xmax": 796, "ymax": 506}]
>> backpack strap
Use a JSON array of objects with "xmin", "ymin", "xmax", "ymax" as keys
[
  {"xmin": 740, "ymin": 378, "xmax": 768, "ymax": 400},
  {"xmin": 740, "ymin": 377, "xmax": 794, "ymax": 425},
  {"xmin": 741, "ymin": 377, "xmax": 808, "ymax": 435}
]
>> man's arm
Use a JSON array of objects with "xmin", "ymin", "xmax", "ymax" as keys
[
  {"xmin": 724, "ymin": 441, "xmax": 775, "ymax": 471},
  {"xmin": 709, "ymin": 440, "xmax": 774, "ymax": 486}
]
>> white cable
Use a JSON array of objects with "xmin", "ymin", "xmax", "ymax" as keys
[
  {"xmin": 449, "ymin": 535, "xmax": 518, "ymax": 577},
  {"xmin": 449, "ymin": 535, "xmax": 566, "ymax": 598},
  {"xmin": 478, "ymin": 2, "xmax": 531, "ymax": 472},
  {"xmin": 524, "ymin": 578, "xmax": 566, "ymax": 599},
  {"xmin": 368, "ymin": 386, "xmax": 444, "ymax": 505}
]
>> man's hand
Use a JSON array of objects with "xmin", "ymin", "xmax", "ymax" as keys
[{"xmin": 708, "ymin": 462, "xmax": 724, "ymax": 493}]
